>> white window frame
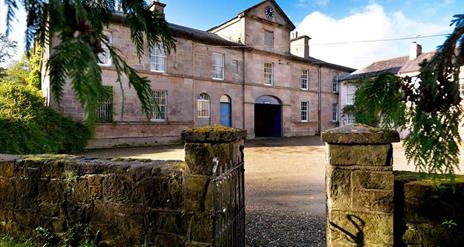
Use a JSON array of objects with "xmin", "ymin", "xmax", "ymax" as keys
[
  {"xmin": 332, "ymin": 103, "xmax": 339, "ymax": 122},
  {"xmin": 346, "ymin": 84, "xmax": 356, "ymax": 105},
  {"xmin": 301, "ymin": 101, "xmax": 309, "ymax": 122},
  {"xmin": 347, "ymin": 113, "xmax": 356, "ymax": 124},
  {"xmin": 264, "ymin": 62, "xmax": 274, "ymax": 86},
  {"xmin": 150, "ymin": 90, "xmax": 167, "ymax": 122},
  {"xmin": 212, "ymin": 52, "xmax": 225, "ymax": 80},
  {"xmin": 98, "ymin": 31, "xmax": 112, "ymax": 66},
  {"xmin": 197, "ymin": 94, "xmax": 210, "ymax": 118},
  {"xmin": 150, "ymin": 43, "xmax": 167, "ymax": 73},
  {"xmin": 264, "ymin": 30, "xmax": 274, "ymax": 48},
  {"xmin": 301, "ymin": 70, "xmax": 309, "ymax": 90},
  {"xmin": 332, "ymin": 76, "xmax": 339, "ymax": 93}
]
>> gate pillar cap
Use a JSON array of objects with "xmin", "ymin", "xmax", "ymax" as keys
[
  {"xmin": 182, "ymin": 125, "xmax": 247, "ymax": 143},
  {"xmin": 321, "ymin": 124, "xmax": 399, "ymax": 144}
]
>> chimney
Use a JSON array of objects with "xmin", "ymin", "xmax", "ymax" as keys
[
  {"xmin": 290, "ymin": 35, "xmax": 311, "ymax": 59},
  {"xmin": 409, "ymin": 41, "xmax": 422, "ymax": 60},
  {"xmin": 150, "ymin": 0, "xmax": 166, "ymax": 14}
]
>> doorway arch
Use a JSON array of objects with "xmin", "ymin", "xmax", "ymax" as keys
[
  {"xmin": 254, "ymin": 95, "xmax": 282, "ymax": 137},
  {"xmin": 220, "ymin": 95, "xmax": 232, "ymax": 127}
]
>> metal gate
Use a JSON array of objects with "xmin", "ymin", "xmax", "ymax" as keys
[{"xmin": 211, "ymin": 144, "xmax": 245, "ymax": 247}]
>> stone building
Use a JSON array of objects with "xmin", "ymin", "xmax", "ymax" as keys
[{"xmin": 41, "ymin": 0, "xmax": 354, "ymax": 148}]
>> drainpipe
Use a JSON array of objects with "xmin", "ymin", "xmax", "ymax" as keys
[
  {"xmin": 317, "ymin": 65, "xmax": 322, "ymax": 135},
  {"xmin": 242, "ymin": 49, "xmax": 246, "ymax": 130}
]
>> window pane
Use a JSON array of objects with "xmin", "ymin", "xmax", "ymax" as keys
[
  {"xmin": 264, "ymin": 63, "xmax": 273, "ymax": 85},
  {"xmin": 98, "ymin": 32, "xmax": 112, "ymax": 65},
  {"xmin": 301, "ymin": 101, "xmax": 308, "ymax": 122},
  {"xmin": 212, "ymin": 53, "xmax": 224, "ymax": 79},
  {"xmin": 151, "ymin": 44, "xmax": 167, "ymax": 72},
  {"xmin": 301, "ymin": 70, "xmax": 308, "ymax": 89},
  {"xmin": 150, "ymin": 90, "xmax": 167, "ymax": 121},
  {"xmin": 96, "ymin": 86, "xmax": 113, "ymax": 123},
  {"xmin": 197, "ymin": 94, "xmax": 210, "ymax": 118}
]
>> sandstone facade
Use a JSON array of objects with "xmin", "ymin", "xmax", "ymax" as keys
[{"xmin": 42, "ymin": 0, "xmax": 353, "ymax": 148}]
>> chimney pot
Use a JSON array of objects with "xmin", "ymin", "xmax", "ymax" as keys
[
  {"xmin": 150, "ymin": 0, "xmax": 166, "ymax": 14},
  {"xmin": 409, "ymin": 41, "xmax": 422, "ymax": 60}
]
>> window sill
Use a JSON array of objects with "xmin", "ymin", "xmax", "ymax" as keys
[
  {"xmin": 150, "ymin": 70, "xmax": 168, "ymax": 75},
  {"xmin": 264, "ymin": 83, "xmax": 273, "ymax": 87},
  {"xmin": 300, "ymin": 88, "xmax": 309, "ymax": 91},
  {"xmin": 212, "ymin": 77, "xmax": 225, "ymax": 81},
  {"xmin": 150, "ymin": 119, "xmax": 167, "ymax": 123},
  {"xmin": 197, "ymin": 116, "xmax": 210, "ymax": 119}
]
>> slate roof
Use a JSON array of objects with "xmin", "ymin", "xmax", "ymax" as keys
[
  {"xmin": 341, "ymin": 56, "xmax": 409, "ymax": 81},
  {"xmin": 168, "ymin": 23, "xmax": 243, "ymax": 47},
  {"xmin": 399, "ymin": 52, "xmax": 435, "ymax": 74}
]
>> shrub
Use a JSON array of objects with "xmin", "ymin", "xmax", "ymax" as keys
[{"xmin": 0, "ymin": 83, "xmax": 90, "ymax": 154}]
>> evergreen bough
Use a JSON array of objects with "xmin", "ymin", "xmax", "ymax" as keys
[{"xmin": 349, "ymin": 14, "xmax": 464, "ymax": 175}]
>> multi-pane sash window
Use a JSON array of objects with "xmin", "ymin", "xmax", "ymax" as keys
[
  {"xmin": 264, "ymin": 30, "xmax": 274, "ymax": 48},
  {"xmin": 212, "ymin": 53, "xmax": 225, "ymax": 80},
  {"xmin": 301, "ymin": 70, "xmax": 309, "ymax": 90},
  {"xmin": 98, "ymin": 32, "xmax": 112, "ymax": 66},
  {"xmin": 346, "ymin": 85, "xmax": 356, "ymax": 105},
  {"xmin": 332, "ymin": 75, "xmax": 339, "ymax": 93},
  {"xmin": 332, "ymin": 103, "xmax": 339, "ymax": 122},
  {"xmin": 149, "ymin": 90, "xmax": 167, "ymax": 121},
  {"xmin": 96, "ymin": 86, "xmax": 113, "ymax": 123},
  {"xmin": 150, "ymin": 44, "xmax": 167, "ymax": 72},
  {"xmin": 264, "ymin": 63, "xmax": 274, "ymax": 85},
  {"xmin": 301, "ymin": 101, "xmax": 309, "ymax": 122},
  {"xmin": 197, "ymin": 93, "xmax": 210, "ymax": 118}
]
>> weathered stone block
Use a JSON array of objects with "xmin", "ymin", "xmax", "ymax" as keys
[
  {"xmin": 0, "ymin": 160, "xmax": 15, "ymax": 177},
  {"xmin": 352, "ymin": 171, "xmax": 393, "ymax": 190},
  {"xmin": 328, "ymin": 144, "xmax": 392, "ymax": 166},
  {"xmin": 351, "ymin": 190, "xmax": 394, "ymax": 213},
  {"xmin": 184, "ymin": 175, "xmax": 212, "ymax": 212},
  {"xmin": 0, "ymin": 177, "xmax": 15, "ymax": 203},
  {"xmin": 182, "ymin": 126, "xmax": 247, "ymax": 143},
  {"xmin": 328, "ymin": 210, "xmax": 394, "ymax": 246},
  {"xmin": 327, "ymin": 167, "xmax": 351, "ymax": 210},
  {"xmin": 185, "ymin": 143, "xmax": 232, "ymax": 175},
  {"xmin": 321, "ymin": 124, "xmax": 400, "ymax": 144},
  {"xmin": 188, "ymin": 213, "xmax": 213, "ymax": 243}
]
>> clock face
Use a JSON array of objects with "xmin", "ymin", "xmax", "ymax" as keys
[{"xmin": 265, "ymin": 6, "xmax": 274, "ymax": 18}]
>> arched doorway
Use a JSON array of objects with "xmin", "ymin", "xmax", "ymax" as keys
[
  {"xmin": 220, "ymin": 95, "xmax": 232, "ymax": 127},
  {"xmin": 255, "ymin": 95, "xmax": 282, "ymax": 137}
]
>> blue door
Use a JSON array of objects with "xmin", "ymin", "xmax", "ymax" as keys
[{"xmin": 220, "ymin": 102, "xmax": 232, "ymax": 127}]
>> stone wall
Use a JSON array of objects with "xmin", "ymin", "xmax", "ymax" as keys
[
  {"xmin": 0, "ymin": 126, "xmax": 246, "ymax": 246},
  {"xmin": 394, "ymin": 172, "xmax": 464, "ymax": 247},
  {"xmin": 322, "ymin": 124, "xmax": 399, "ymax": 246}
]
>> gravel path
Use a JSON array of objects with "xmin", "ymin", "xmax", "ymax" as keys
[{"xmin": 246, "ymin": 210, "xmax": 325, "ymax": 247}]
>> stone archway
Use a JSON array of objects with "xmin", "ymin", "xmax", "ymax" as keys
[{"xmin": 254, "ymin": 95, "xmax": 282, "ymax": 137}]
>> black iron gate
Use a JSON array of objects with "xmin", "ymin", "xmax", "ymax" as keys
[{"xmin": 211, "ymin": 145, "xmax": 245, "ymax": 247}]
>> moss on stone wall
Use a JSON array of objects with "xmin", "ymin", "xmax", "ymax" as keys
[{"xmin": 394, "ymin": 171, "xmax": 464, "ymax": 247}]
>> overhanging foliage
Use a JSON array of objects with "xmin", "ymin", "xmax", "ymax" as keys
[{"xmin": 352, "ymin": 14, "xmax": 464, "ymax": 175}]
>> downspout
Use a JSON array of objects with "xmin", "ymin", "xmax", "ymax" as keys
[
  {"xmin": 242, "ymin": 48, "xmax": 246, "ymax": 130},
  {"xmin": 318, "ymin": 65, "xmax": 322, "ymax": 135}
]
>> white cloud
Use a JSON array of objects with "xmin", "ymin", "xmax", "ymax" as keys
[{"xmin": 296, "ymin": 3, "xmax": 452, "ymax": 68}]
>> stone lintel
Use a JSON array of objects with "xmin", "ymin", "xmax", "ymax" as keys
[
  {"xmin": 182, "ymin": 125, "xmax": 247, "ymax": 143},
  {"xmin": 321, "ymin": 124, "xmax": 400, "ymax": 145}
]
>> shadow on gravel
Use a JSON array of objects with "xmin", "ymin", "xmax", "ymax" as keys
[
  {"xmin": 246, "ymin": 136, "xmax": 324, "ymax": 148},
  {"xmin": 246, "ymin": 210, "xmax": 326, "ymax": 247}
]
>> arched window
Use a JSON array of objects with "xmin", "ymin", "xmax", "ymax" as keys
[{"xmin": 197, "ymin": 93, "xmax": 210, "ymax": 118}]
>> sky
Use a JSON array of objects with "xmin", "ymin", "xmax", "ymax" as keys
[{"xmin": 1, "ymin": 0, "xmax": 462, "ymax": 68}]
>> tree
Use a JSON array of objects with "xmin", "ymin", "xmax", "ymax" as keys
[
  {"xmin": 2, "ymin": 47, "xmax": 42, "ymax": 89},
  {"xmin": 0, "ymin": 33, "xmax": 17, "ymax": 77},
  {"xmin": 352, "ymin": 14, "xmax": 464, "ymax": 175},
  {"xmin": 4, "ymin": 0, "xmax": 176, "ymax": 126}
]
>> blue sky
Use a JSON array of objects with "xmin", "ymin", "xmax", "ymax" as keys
[{"xmin": 1, "ymin": 0, "xmax": 462, "ymax": 68}]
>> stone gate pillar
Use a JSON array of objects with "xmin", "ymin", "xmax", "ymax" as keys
[
  {"xmin": 321, "ymin": 124, "xmax": 399, "ymax": 247},
  {"xmin": 181, "ymin": 126, "xmax": 247, "ymax": 246}
]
